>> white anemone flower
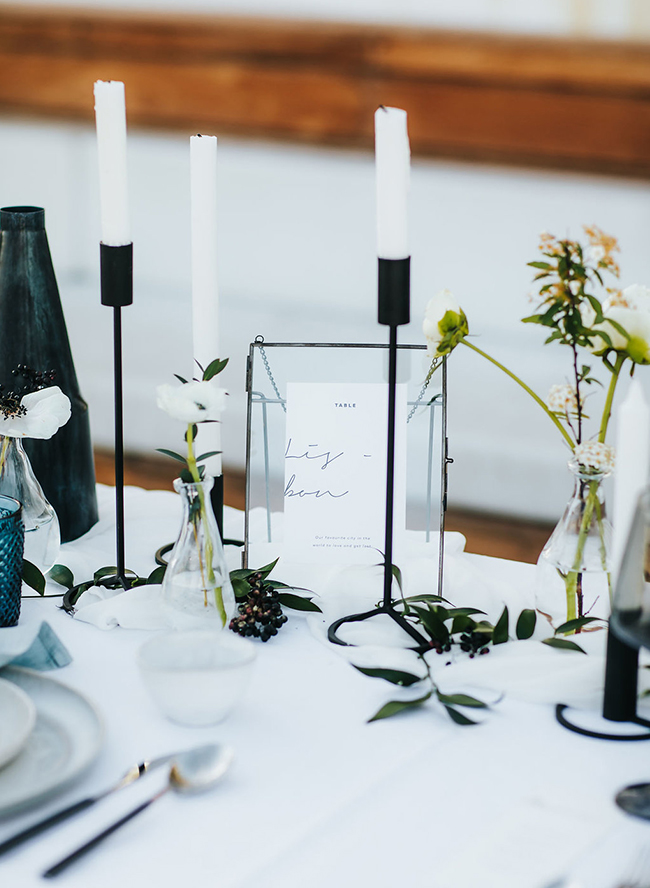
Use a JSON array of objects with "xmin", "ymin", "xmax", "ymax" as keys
[
  {"xmin": 422, "ymin": 289, "xmax": 469, "ymax": 358},
  {"xmin": 156, "ymin": 380, "xmax": 228, "ymax": 424},
  {"xmin": 0, "ymin": 386, "xmax": 71, "ymax": 439}
]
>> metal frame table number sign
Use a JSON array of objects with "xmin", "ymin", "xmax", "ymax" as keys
[{"xmin": 243, "ymin": 336, "xmax": 449, "ymax": 651}]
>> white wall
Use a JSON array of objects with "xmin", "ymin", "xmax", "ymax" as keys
[
  {"xmin": 1, "ymin": 117, "xmax": 648, "ymax": 521},
  {"xmin": 13, "ymin": 0, "xmax": 650, "ymax": 38}
]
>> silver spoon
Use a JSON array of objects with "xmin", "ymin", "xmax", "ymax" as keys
[
  {"xmin": 42, "ymin": 743, "xmax": 234, "ymax": 879},
  {"xmin": 0, "ymin": 744, "xmax": 212, "ymax": 857}
]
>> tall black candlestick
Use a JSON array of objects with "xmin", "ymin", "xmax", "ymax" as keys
[
  {"xmin": 379, "ymin": 258, "xmax": 409, "ymax": 608},
  {"xmin": 100, "ymin": 242, "xmax": 133, "ymax": 589},
  {"xmin": 328, "ymin": 256, "xmax": 429, "ymax": 649}
]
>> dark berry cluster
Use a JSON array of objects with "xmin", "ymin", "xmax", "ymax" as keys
[
  {"xmin": 230, "ymin": 571, "xmax": 288, "ymax": 642},
  {"xmin": 0, "ymin": 365, "xmax": 57, "ymax": 421},
  {"xmin": 0, "ymin": 387, "xmax": 25, "ymax": 420},
  {"xmin": 12, "ymin": 365, "xmax": 57, "ymax": 394},
  {"xmin": 459, "ymin": 631, "xmax": 490, "ymax": 658},
  {"xmin": 429, "ymin": 640, "xmax": 452, "ymax": 655}
]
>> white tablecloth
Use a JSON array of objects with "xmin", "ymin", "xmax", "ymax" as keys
[{"xmin": 2, "ymin": 485, "xmax": 650, "ymax": 888}]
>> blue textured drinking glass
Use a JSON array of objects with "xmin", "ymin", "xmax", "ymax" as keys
[{"xmin": 0, "ymin": 494, "xmax": 25, "ymax": 627}]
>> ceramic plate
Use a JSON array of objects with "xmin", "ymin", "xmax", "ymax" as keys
[
  {"xmin": 0, "ymin": 667, "xmax": 103, "ymax": 817},
  {"xmin": 0, "ymin": 678, "xmax": 36, "ymax": 770}
]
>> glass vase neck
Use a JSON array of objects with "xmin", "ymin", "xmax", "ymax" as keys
[
  {"xmin": 567, "ymin": 457, "xmax": 610, "ymax": 485},
  {"xmin": 173, "ymin": 476, "xmax": 215, "ymax": 497}
]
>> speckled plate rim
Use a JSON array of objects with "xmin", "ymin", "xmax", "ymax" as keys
[
  {"xmin": 0, "ymin": 677, "xmax": 36, "ymax": 770},
  {"xmin": 0, "ymin": 667, "xmax": 104, "ymax": 818}
]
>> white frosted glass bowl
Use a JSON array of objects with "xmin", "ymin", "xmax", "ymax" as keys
[{"xmin": 138, "ymin": 631, "xmax": 256, "ymax": 726}]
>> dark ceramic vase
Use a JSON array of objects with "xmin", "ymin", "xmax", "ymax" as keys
[{"xmin": 0, "ymin": 206, "xmax": 98, "ymax": 542}]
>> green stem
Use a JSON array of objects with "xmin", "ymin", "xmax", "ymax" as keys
[
  {"xmin": 564, "ymin": 477, "xmax": 610, "ymax": 627},
  {"xmin": 564, "ymin": 354, "xmax": 623, "ymax": 621},
  {"xmin": 594, "ymin": 496, "xmax": 612, "ymax": 604},
  {"xmin": 185, "ymin": 423, "xmax": 226, "ymax": 626},
  {"xmin": 598, "ymin": 352, "xmax": 625, "ymax": 443},
  {"xmin": 459, "ymin": 340, "xmax": 575, "ymax": 450},
  {"xmin": 0, "ymin": 435, "xmax": 10, "ymax": 477}
]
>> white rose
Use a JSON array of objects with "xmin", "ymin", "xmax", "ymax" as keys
[
  {"xmin": 0, "ymin": 386, "xmax": 71, "ymax": 439},
  {"xmin": 156, "ymin": 380, "xmax": 228, "ymax": 424},
  {"xmin": 422, "ymin": 289, "xmax": 469, "ymax": 358}
]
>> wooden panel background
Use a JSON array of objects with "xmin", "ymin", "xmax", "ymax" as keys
[{"xmin": 0, "ymin": 4, "xmax": 649, "ymax": 175}]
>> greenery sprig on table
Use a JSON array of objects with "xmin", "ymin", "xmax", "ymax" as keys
[
  {"xmin": 49, "ymin": 556, "xmax": 321, "ymax": 638},
  {"xmin": 360, "ymin": 586, "xmax": 537, "ymax": 725}
]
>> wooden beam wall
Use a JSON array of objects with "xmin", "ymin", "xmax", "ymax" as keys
[{"xmin": 0, "ymin": 5, "xmax": 649, "ymax": 175}]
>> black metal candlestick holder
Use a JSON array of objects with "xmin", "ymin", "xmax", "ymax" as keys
[
  {"xmin": 100, "ymin": 242, "xmax": 133, "ymax": 590},
  {"xmin": 211, "ymin": 472, "xmax": 224, "ymax": 539},
  {"xmin": 328, "ymin": 257, "xmax": 430, "ymax": 650},
  {"xmin": 556, "ymin": 621, "xmax": 650, "ymax": 741}
]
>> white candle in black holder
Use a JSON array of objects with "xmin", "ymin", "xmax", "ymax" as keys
[{"xmin": 94, "ymin": 79, "xmax": 133, "ymax": 587}]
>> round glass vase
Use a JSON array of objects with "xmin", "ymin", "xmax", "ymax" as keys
[
  {"xmin": 535, "ymin": 457, "xmax": 612, "ymax": 630},
  {"xmin": 161, "ymin": 477, "xmax": 235, "ymax": 630},
  {"xmin": 0, "ymin": 435, "xmax": 60, "ymax": 573}
]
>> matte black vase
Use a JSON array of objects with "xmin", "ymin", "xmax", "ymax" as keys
[{"xmin": 0, "ymin": 206, "xmax": 98, "ymax": 542}]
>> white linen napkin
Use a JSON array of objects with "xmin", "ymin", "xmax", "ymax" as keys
[
  {"xmin": 0, "ymin": 619, "xmax": 71, "ymax": 669},
  {"xmin": 72, "ymin": 585, "xmax": 167, "ymax": 631}
]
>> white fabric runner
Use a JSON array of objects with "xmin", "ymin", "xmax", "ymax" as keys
[{"xmin": 2, "ymin": 485, "xmax": 650, "ymax": 888}]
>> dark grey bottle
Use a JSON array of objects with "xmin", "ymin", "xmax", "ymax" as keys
[{"xmin": 0, "ymin": 206, "xmax": 98, "ymax": 542}]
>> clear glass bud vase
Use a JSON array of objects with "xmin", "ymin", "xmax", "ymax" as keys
[
  {"xmin": 0, "ymin": 435, "xmax": 60, "ymax": 572},
  {"xmin": 535, "ymin": 457, "xmax": 612, "ymax": 630},
  {"xmin": 161, "ymin": 477, "xmax": 235, "ymax": 630}
]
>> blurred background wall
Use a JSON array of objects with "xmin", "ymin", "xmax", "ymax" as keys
[
  {"xmin": 0, "ymin": 0, "xmax": 649, "ymax": 521},
  {"xmin": 11, "ymin": 0, "xmax": 650, "ymax": 37}
]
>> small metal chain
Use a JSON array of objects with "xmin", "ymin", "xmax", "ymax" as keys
[
  {"xmin": 406, "ymin": 358, "xmax": 441, "ymax": 424},
  {"xmin": 258, "ymin": 342, "xmax": 286, "ymax": 413},
  {"xmin": 256, "ymin": 338, "xmax": 439, "ymax": 422}
]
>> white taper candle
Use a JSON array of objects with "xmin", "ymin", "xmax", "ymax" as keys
[
  {"xmin": 94, "ymin": 80, "xmax": 130, "ymax": 246},
  {"xmin": 375, "ymin": 106, "xmax": 410, "ymax": 260},
  {"xmin": 190, "ymin": 134, "xmax": 222, "ymax": 477},
  {"xmin": 611, "ymin": 380, "xmax": 650, "ymax": 583}
]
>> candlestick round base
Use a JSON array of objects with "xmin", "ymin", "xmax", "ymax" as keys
[{"xmin": 555, "ymin": 703, "xmax": 650, "ymax": 740}]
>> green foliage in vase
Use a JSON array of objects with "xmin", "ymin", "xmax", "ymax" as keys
[{"xmin": 421, "ymin": 226, "xmax": 650, "ymax": 626}]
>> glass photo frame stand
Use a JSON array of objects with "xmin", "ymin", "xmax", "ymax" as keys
[{"xmin": 244, "ymin": 339, "xmax": 449, "ymax": 631}]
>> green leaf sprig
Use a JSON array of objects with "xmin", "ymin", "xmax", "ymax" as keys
[{"xmin": 356, "ymin": 599, "xmax": 537, "ymax": 726}]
